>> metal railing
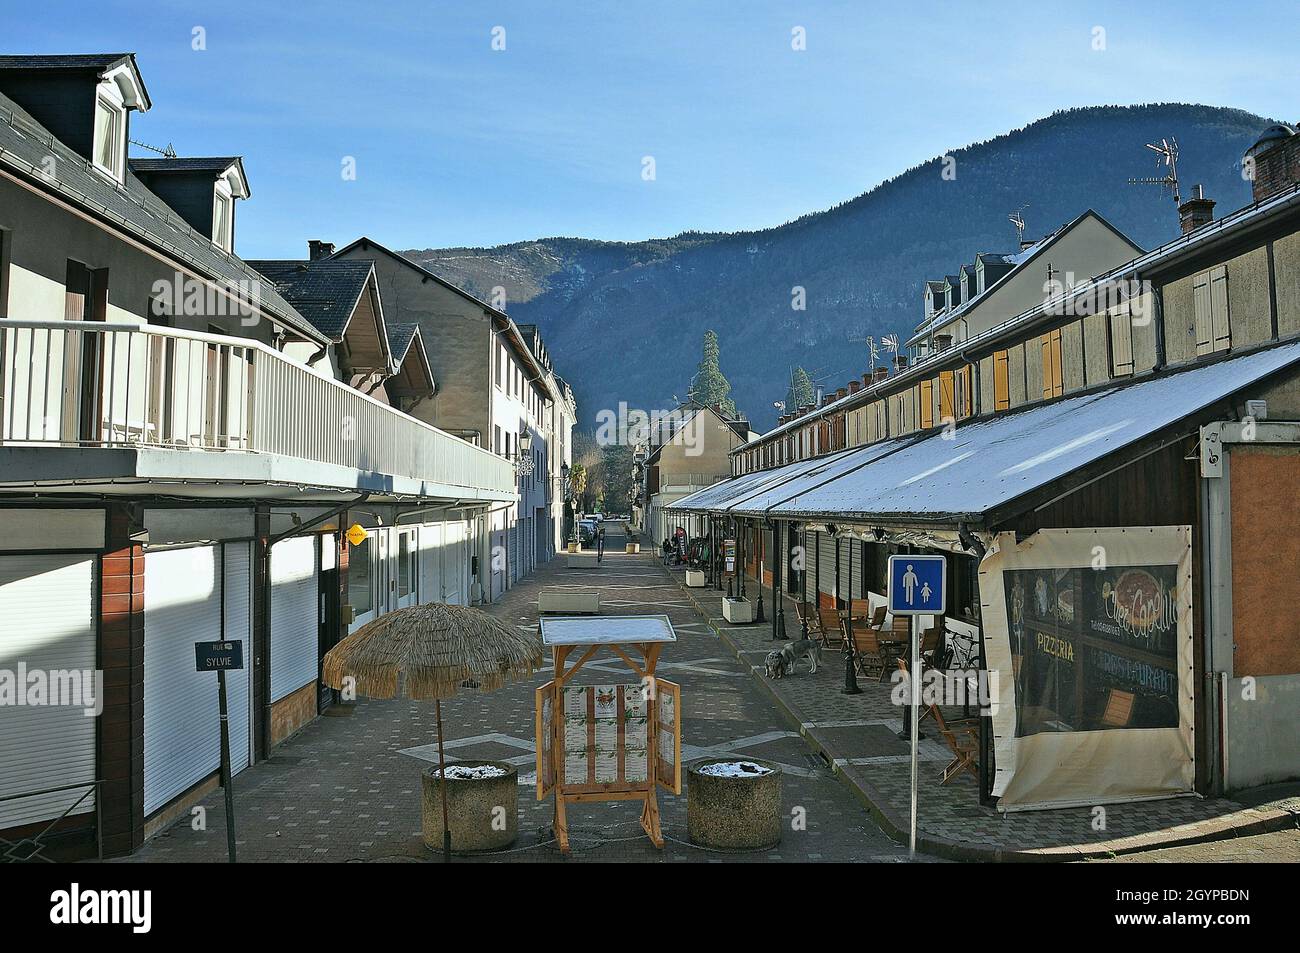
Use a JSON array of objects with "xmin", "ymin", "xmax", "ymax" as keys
[
  {"xmin": 0, "ymin": 779, "xmax": 102, "ymax": 862},
  {"xmin": 0, "ymin": 320, "xmax": 515, "ymax": 496},
  {"xmin": 659, "ymin": 473, "xmax": 732, "ymax": 491}
]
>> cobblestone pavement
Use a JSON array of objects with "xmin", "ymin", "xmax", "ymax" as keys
[
  {"xmin": 687, "ymin": 571, "xmax": 1300, "ymax": 860},
  {"xmin": 122, "ymin": 542, "xmax": 916, "ymax": 863}
]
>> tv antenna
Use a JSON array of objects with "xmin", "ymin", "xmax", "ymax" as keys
[
  {"xmin": 1009, "ymin": 204, "xmax": 1029, "ymax": 243},
  {"xmin": 1128, "ymin": 137, "xmax": 1181, "ymax": 205},
  {"xmin": 129, "ymin": 137, "xmax": 177, "ymax": 159}
]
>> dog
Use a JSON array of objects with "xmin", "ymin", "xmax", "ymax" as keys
[{"xmin": 764, "ymin": 638, "xmax": 822, "ymax": 678}]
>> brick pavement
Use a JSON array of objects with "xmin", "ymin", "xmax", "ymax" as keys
[
  {"xmin": 120, "ymin": 543, "xmax": 914, "ymax": 863},
  {"xmin": 680, "ymin": 569, "xmax": 1300, "ymax": 861}
]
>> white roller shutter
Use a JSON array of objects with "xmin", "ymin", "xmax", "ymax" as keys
[
  {"xmin": 420, "ymin": 522, "xmax": 444, "ymax": 604},
  {"xmin": 221, "ymin": 543, "xmax": 253, "ymax": 774},
  {"xmin": 270, "ymin": 535, "xmax": 319, "ymax": 702},
  {"xmin": 816, "ymin": 533, "xmax": 836, "ymax": 598},
  {"xmin": 144, "ymin": 545, "xmax": 222, "ymax": 815},
  {"xmin": 0, "ymin": 555, "xmax": 97, "ymax": 829},
  {"xmin": 445, "ymin": 522, "xmax": 466, "ymax": 606}
]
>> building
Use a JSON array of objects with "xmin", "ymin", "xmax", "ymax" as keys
[
  {"xmin": 671, "ymin": 123, "xmax": 1300, "ymax": 810},
  {"xmin": 517, "ymin": 324, "xmax": 578, "ymax": 554},
  {"xmin": 0, "ymin": 53, "xmax": 521, "ymax": 858},
  {"xmin": 327, "ymin": 238, "xmax": 574, "ymax": 603}
]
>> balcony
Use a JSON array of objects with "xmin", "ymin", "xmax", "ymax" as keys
[
  {"xmin": 0, "ymin": 320, "xmax": 516, "ymax": 503},
  {"xmin": 657, "ymin": 473, "xmax": 732, "ymax": 493}
]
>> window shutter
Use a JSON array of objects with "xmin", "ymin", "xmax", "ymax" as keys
[
  {"xmin": 1210, "ymin": 265, "xmax": 1230, "ymax": 350},
  {"xmin": 939, "ymin": 370, "xmax": 955, "ymax": 421},
  {"xmin": 1040, "ymin": 332, "xmax": 1063, "ymax": 398},
  {"xmin": 919, "ymin": 379, "xmax": 934, "ymax": 429},
  {"xmin": 1193, "ymin": 271, "xmax": 1213, "ymax": 354},
  {"xmin": 993, "ymin": 350, "xmax": 1010, "ymax": 410},
  {"xmin": 1109, "ymin": 304, "xmax": 1134, "ymax": 376}
]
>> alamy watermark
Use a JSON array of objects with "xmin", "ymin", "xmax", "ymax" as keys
[{"xmin": 0, "ymin": 663, "xmax": 103, "ymax": 717}]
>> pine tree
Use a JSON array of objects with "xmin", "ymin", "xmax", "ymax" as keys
[
  {"xmin": 785, "ymin": 366, "xmax": 815, "ymax": 411},
  {"xmin": 689, "ymin": 329, "xmax": 736, "ymax": 417}
]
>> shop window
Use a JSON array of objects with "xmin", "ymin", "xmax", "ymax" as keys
[
  {"xmin": 993, "ymin": 350, "xmax": 1010, "ymax": 410},
  {"xmin": 1193, "ymin": 265, "xmax": 1230, "ymax": 355},
  {"xmin": 1040, "ymin": 329, "xmax": 1064, "ymax": 399}
]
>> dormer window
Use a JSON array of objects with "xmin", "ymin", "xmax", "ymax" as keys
[
  {"xmin": 213, "ymin": 189, "xmax": 234, "ymax": 252},
  {"xmin": 93, "ymin": 94, "xmax": 126, "ymax": 181}
]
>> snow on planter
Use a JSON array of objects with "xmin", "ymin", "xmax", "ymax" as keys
[
  {"xmin": 697, "ymin": 760, "xmax": 773, "ymax": 778},
  {"xmin": 687, "ymin": 757, "xmax": 782, "ymax": 850}
]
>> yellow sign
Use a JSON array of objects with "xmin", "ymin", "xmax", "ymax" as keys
[{"xmin": 345, "ymin": 523, "xmax": 369, "ymax": 547}]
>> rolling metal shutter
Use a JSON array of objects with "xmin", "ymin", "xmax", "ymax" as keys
[
  {"xmin": 270, "ymin": 535, "xmax": 319, "ymax": 703},
  {"xmin": 816, "ymin": 533, "xmax": 837, "ymax": 598},
  {"xmin": 221, "ymin": 543, "xmax": 254, "ymax": 774},
  {"xmin": 445, "ymin": 522, "xmax": 466, "ymax": 605},
  {"xmin": 0, "ymin": 555, "xmax": 97, "ymax": 829},
  {"xmin": 420, "ymin": 521, "xmax": 444, "ymax": 603}
]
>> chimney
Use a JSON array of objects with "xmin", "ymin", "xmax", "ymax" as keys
[
  {"xmin": 894, "ymin": 355, "xmax": 909, "ymax": 372},
  {"xmin": 861, "ymin": 372, "xmax": 872, "ymax": 388},
  {"xmin": 848, "ymin": 380, "xmax": 861, "ymax": 394},
  {"xmin": 308, "ymin": 240, "xmax": 335, "ymax": 261},
  {"xmin": 1178, "ymin": 185, "xmax": 1216, "ymax": 235},
  {"xmin": 933, "ymin": 333, "xmax": 953, "ymax": 352},
  {"xmin": 835, "ymin": 387, "xmax": 847, "ymax": 400},
  {"xmin": 1245, "ymin": 123, "xmax": 1300, "ymax": 204},
  {"xmin": 1019, "ymin": 238, "xmax": 1037, "ymax": 252},
  {"xmin": 872, "ymin": 367, "xmax": 889, "ymax": 385}
]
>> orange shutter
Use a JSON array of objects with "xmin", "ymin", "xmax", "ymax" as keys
[{"xmin": 993, "ymin": 350, "xmax": 1010, "ymax": 410}]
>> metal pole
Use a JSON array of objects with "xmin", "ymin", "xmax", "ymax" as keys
[
  {"xmin": 436, "ymin": 698, "xmax": 451, "ymax": 862},
  {"xmin": 218, "ymin": 668, "xmax": 237, "ymax": 863},
  {"xmin": 841, "ymin": 533, "xmax": 861, "ymax": 695},
  {"xmin": 775, "ymin": 521, "xmax": 788, "ymax": 640},
  {"xmin": 909, "ymin": 613, "xmax": 920, "ymax": 859}
]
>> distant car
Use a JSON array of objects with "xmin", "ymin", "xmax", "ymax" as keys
[{"xmin": 578, "ymin": 520, "xmax": 597, "ymax": 544}]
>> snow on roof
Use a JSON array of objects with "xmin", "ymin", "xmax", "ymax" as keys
[
  {"xmin": 683, "ymin": 340, "xmax": 1300, "ymax": 524},
  {"xmin": 665, "ymin": 450, "xmax": 844, "ymax": 512}
]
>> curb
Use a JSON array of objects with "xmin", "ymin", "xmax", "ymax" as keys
[{"xmin": 668, "ymin": 571, "xmax": 1300, "ymax": 861}]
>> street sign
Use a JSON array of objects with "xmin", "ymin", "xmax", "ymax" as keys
[
  {"xmin": 887, "ymin": 554, "xmax": 946, "ymax": 616},
  {"xmin": 346, "ymin": 523, "xmax": 369, "ymax": 546},
  {"xmin": 194, "ymin": 640, "xmax": 244, "ymax": 672}
]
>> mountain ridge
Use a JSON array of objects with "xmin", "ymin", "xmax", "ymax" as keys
[{"xmin": 404, "ymin": 103, "xmax": 1274, "ymax": 429}]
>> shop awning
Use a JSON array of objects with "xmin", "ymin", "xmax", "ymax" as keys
[
  {"xmin": 681, "ymin": 339, "xmax": 1300, "ymax": 526},
  {"xmin": 664, "ymin": 448, "xmax": 852, "ymax": 513}
]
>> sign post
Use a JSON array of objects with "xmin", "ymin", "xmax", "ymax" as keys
[
  {"xmin": 888, "ymin": 554, "xmax": 946, "ymax": 859},
  {"xmin": 195, "ymin": 639, "xmax": 244, "ymax": 863}
]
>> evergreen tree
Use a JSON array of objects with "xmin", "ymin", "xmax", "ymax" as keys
[
  {"xmin": 689, "ymin": 329, "xmax": 736, "ymax": 417},
  {"xmin": 785, "ymin": 366, "xmax": 815, "ymax": 411}
]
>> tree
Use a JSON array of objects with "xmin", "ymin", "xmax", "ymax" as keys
[
  {"xmin": 688, "ymin": 329, "xmax": 737, "ymax": 418},
  {"xmin": 786, "ymin": 366, "xmax": 815, "ymax": 411}
]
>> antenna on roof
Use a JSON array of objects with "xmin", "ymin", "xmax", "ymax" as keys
[
  {"xmin": 1009, "ymin": 204, "xmax": 1029, "ymax": 243},
  {"xmin": 129, "ymin": 137, "xmax": 177, "ymax": 159},
  {"xmin": 1128, "ymin": 137, "xmax": 1181, "ymax": 205}
]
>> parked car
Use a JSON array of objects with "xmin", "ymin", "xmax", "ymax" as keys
[{"xmin": 578, "ymin": 520, "xmax": 597, "ymax": 545}]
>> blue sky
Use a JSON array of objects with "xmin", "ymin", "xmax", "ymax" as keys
[{"xmin": 6, "ymin": 0, "xmax": 1295, "ymax": 258}]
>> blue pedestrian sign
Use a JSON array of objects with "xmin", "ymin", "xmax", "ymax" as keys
[{"xmin": 888, "ymin": 555, "xmax": 946, "ymax": 616}]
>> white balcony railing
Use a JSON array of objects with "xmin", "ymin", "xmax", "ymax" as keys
[{"xmin": 0, "ymin": 320, "xmax": 515, "ymax": 497}]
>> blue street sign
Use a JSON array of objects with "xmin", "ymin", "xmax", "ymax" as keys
[
  {"xmin": 195, "ymin": 640, "xmax": 244, "ymax": 672},
  {"xmin": 888, "ymin": 555, "xmax": 946, "ymax": 616}
]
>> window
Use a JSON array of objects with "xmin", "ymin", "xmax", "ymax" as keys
[
  {"xmin": 0, "ymin": 228, "xmax": 10, "ymax": 318},
  {"xmin": 212, "ymin": 191, "xmax": 233, "ymax": 252},
  {"xmin": 993, "ymin": 349, "xmax": 1010, "ymax": 411},
  {"xmin": 956, "ymin": 364, "xmax": 974, "ymax": 419},
  {"xmin": 397, "ymin": 532, "xmax": 413, "ymax": 598},
  {"xmin": 495, "ymin": 343, "xmax": 503, "ymax": 389},
  {"xmin": 1108, "ymin": 303, "xmax": 1135, "ymax": 376},
  {"xmin": 92, "ymin": 96, "xmax": 125, "ymax": 180},
  {"xmin": 349, "ymin": 535, "xmax": 374, "ymax": 618},
  {"xmin": 1193, "ymin": 265, "xmax": 1230, "ymax": 355},
  {"xmin": 494, "ymin": 425, "xmax": 502, "ymax": 455},
  {"xmin": 1041, "ymin": 330, "xmax": 1064, "ymax": 399}
]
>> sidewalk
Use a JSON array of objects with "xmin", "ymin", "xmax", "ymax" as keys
[{"xmin": 673, "ymin": 567, "xmax": 1300, "ymax": 861}]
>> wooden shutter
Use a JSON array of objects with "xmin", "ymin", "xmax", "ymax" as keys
[
  {"xmin": 1109, "ymin": 304, "xmax": 1134, "ymax": 376},
  {"xmin": 1193, "ymin": 271, "xmax": 1213, "ymax": 354},
  {"xmin": 1041, "ymin": 330, "xmax": 1063, "ymax": 398},
  {"xmin": 919, "ymin": 379, "xmax": 934, "ymax": 429},
  {"xmin": 1210, "ymin": 265, "xmax": 1230, "ymax": 350},
  {"xmin": 993, "ymin": 350, "xmax": 1010, "ymax": 410},
  {"xmin": 938, "ymin": 370, "xmax": 955, "ymax": 421}
]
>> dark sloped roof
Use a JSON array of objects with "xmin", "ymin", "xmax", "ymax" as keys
[
  {"xmin": 0, "ymin": 53, "xmax": 152, "ymax": 110},
  {"xmin": 0, "ymin": 91, "xmax": 320, "ymax": 341},
  {"xmin": 248, "ymin": 259, "xmax": 374, "ymax": 340},
  {"xmin": 386, "ymin": 322, "xmax": 420, "ymax": 362},
  {"xmin": 130, "ymin": 157, "xmax": 241, "ymax": 174}
]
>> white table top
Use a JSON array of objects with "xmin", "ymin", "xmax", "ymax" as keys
[{"xmin": 540, "ymin": 614, "xmax": 678, "ymax": 646}]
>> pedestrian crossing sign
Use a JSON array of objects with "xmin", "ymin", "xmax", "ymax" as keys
[{"xmin": 888, "ymin": 554, "xmax": 946, "ymax": 616}]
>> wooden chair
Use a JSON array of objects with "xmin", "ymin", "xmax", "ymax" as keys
[
  {"xmin": 1101, "ymin": 689, "xmax": 1136, "ymax": 728},
  {"xmin": 929, "ymin": 703, "xmax": 982, "ymax": 785},
  {"xmin": 848, "ymin": 621, "xmax": 885, "ymax": 679},
  {"xmin": 920, "ymin": 625, "xmax": 942, "ymax": 664},
  {"xmin": 816, "ymin": 606, "xmax": 845, "ymax": 648}
]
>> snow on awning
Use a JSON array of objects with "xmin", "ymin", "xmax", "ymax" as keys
[
  {"xmin": 664, "ymin": 449, "xmax": 852, "ymax": 513},
  {"xmin": 743, "ymin": 340, "xmax": 1300, "ymax": 525}
]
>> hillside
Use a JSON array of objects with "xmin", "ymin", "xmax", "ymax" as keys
[{"xmin": 404, "ymin": 104, "xmax": 1270, "ymax": 430}]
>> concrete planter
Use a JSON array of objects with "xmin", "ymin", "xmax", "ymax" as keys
[
  {"xmin": 566, "ymin": 553, "xmax": 600, "ymax": 569},
  {"xmin": 685, "ymin": 569, "xmax": 707, "ymax": 588},
  {"xmin": 538, "ymin": 587, "xmax": 601, "ymax": 614},
  {"xmin": 721, "ymin": 597, "xmax": 754, "ymax": 624},
  {"xmin": 625, "ymin": 542, "xmax": 641, "ymax": 553},
  {"xmin": 421, "ymin": 760, "xmax": 518, "ymax": 853},
  {"xmin": 566, "ymin": 542, "xmax": 579, "ymax": 553},
  {"xmin": 687, "ymin": 757, "xmax": 782, "ymax": 850}
]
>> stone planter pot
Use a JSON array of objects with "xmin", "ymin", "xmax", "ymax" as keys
[
  {"xmin": 625, "ymin": 542, "xmax": 641, "ymax": 553},
  {"xmin": 721, "ymin": 597, "xmax": 753, "ymax": 624},
  {"xmin": 566, "ymin": 542, "xmax": 579, "ymax": 553},
  {"xmin": 538, "ymin": 587, "xmax": 601, "ymax": 614},
  {"xmin": 687, "ymin": 757, "xmax": 782, "ymax": 850},
  {"xmin": 421, "ymin": 760, "xmax": 518, "ymax": 853},
  {"xmin": 685, "ymin": 569, "xmax": 707, "ymax": 588}
]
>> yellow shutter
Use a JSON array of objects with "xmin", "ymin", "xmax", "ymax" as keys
[
  {"xmin": 993, "ymin": 350, "xmax": 1009, "ymax": 410},
  {"xmin": 920, "ymin": 379, "xmax": 934, "ymax": 429},
  {"xmin": 1041, "ymin": 331, "xmax": 1063, "ymax": 398},
  {"xmin": 938, "ymin": 370, "xmax": 955, "ymax": 421}
]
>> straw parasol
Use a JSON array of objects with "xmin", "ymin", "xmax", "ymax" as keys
[{"xmin": 321, "ymin": 602, "xmax": 544, "ymax": 860}]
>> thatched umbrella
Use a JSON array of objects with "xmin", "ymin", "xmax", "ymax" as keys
[{"xmin": 321, "ymin": 602, "xmax": 544, "ymax": 861}]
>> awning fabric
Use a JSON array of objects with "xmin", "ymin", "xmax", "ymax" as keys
[
  {"xmin": 672, "ymin": 340, "xmax": 1300, "ymax": 524},
  {"xmin": 664, "ymin": 448, "xmax": 851, "ymax": 513}
]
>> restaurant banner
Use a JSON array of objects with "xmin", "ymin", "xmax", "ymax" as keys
[{"xmin": 980, "ymin": 527, "xmax": 1195, "ymax": 811}]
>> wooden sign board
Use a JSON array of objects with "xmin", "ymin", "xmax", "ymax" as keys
[
  {"xmin": 655, "ymin": 678, "xmax": 681, "ymax": 794},
  {"xmin": 535, "ymin": 680, "xmax": 557, "ymax": 801}
]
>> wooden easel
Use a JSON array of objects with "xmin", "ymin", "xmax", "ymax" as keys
[{"xmin": 535, "ymin": 617, "xmax": 682, "ymax": 855}]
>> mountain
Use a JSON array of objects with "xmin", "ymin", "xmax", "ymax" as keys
[{"xmin": 403, "ymin": 104, "xmax": 1271, "ymax": 430}]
